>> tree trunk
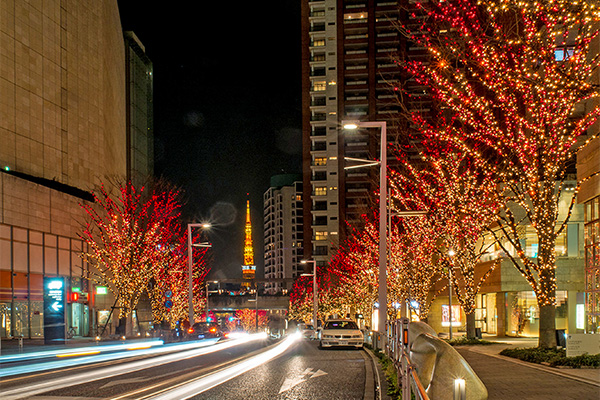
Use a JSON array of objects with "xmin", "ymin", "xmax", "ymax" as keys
[
  {"xmin": 466, "ymin": 312, "xmax": 476, "ymax": 339},
  {"xmin": 538, "ymin": 304, "xmax": 556, "ymax": 348},
  {"xmin": 537, "ymin": 238, "xmax": 557, "ymax": 348},
  {"xmin": 117, "ymin": 316, "xmax": 127, "ymax": 337}
]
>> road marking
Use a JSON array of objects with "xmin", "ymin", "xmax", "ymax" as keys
[{"xmin": 278, "ymin": 367, "xmax": 328, "ymax": 394}]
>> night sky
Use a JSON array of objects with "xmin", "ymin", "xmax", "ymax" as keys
[{"xmin": 117, "ymin": 2, "xmax": 303, "ymax": 280}]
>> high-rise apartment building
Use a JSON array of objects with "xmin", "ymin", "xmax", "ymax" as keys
[
  {"xmin": 301, "ymin": 1, "xmax": 405, "ymax": 265},
  {"xmin": 264, "ymin": 175, "xmax": 304, "ymax": 294}
]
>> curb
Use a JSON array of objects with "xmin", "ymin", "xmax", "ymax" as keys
[{"xmin": 363, "ymin": 347, "xmax": 392, "ymax": 400}]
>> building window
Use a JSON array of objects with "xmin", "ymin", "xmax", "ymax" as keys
[
  {"xmin": 585, "ymin": 196, "xmax": 600, "ymax": 332},
  {"xmin": 555, "ymin": 47, "xmax": 575, "ymax": 61},
  {"xmin": 315, "ymin": 186, "xmax": 327, "ymax": 196},
  {"xmin": 312, "ymin": 81, "xmax": 327, "ymax": 91},
  {"xmin": 314, "ymin": 157, "xmax": 327, "ymax": 166},
  {"xmin": 315, "ymin": 231, "xmax": 328, "ymax": 241},
  {"xmin": 311, "ymin": 39, "xmax": 326, "ymax": 47}
]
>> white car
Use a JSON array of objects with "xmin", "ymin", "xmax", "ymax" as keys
[{"xmin": 319, "ymin": 319, "xmax": 363, "ymax": 349}]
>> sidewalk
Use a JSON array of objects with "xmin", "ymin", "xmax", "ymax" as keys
[{"xmin": 456, "ymin": 336, "xmax": 599, "ymax": 399}]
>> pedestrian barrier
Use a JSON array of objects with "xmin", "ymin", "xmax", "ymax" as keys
[{"xmin": 387, "ymin": 319, "xmax": 488, "ymax": 400}]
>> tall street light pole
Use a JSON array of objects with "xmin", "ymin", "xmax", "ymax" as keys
[
  {"xmin": 187, "ymin": 223, "xmax": 212, "ymax": 326},
  {"xmin": 301, "ymin": 259, "xmax": 318, "ymax": 336},
  {"xmin": 343, "ymin": 120, "xmax": 387, "ymax": 349}
]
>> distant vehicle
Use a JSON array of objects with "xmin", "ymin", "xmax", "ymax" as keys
[
  {"xmin": 301, "ymin": 324, "xmax": 316, "ymax": 340},
  {"xmin": 319, "ymin": 319, "xmax": 363, "ymax": 349},
  {"xmin": 187, "ymin": 322, "xmax": 223, "ymax": 340}
]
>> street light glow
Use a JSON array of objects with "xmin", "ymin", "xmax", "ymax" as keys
[{"xmin": 343, "ymin": 122, "xmax": 359, "ymax": 130}]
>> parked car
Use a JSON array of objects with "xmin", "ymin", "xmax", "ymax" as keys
[
  {"xmin": 319, "ymin": 319, "xmax": 363, "ymax": 349},
  {"xmin": 187, "ymin": 322, "xmax": 223, "ymax": 340}
]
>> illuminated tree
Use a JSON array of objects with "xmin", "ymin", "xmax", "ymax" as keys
[
  {"xmin": 80, "ymin": 182, "xmax": 182, "ymax": 320},
  {"xmin": 288, "ymin": 269, "xmax": 346, "ymax": 325},
  {"xmin": 330, "ymin": 223, "xmax": 379, "ymax": 324},
  {"xmin": 235, "ymin": 309, "xmax": 268, "ymax": 332},
  {"xmin": 396, "ymin": 0, "xmax": 600, "ymax": 347},
  {"xmin": 387, "ymin": 217, "xmax": 441, "ymax": 322},
  {"xmin": 390, "ymin": 143, "xmax": 500, "ymax": 337},
  {"xmin": 148, "ymin": 233, "xmax": 210, "ymax": 328}
]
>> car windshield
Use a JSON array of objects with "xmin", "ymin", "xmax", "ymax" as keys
[{"xmin": 324, "ymin": 321, "xmax": 358, "ymax": 330}]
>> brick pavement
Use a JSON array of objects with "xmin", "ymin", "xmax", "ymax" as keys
[{"xmin": 456, "ymin": 345, "xmax": 599, "ymax": 400}]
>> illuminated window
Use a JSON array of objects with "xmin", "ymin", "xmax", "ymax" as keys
[
  {"xmin": 295, "ymin": 194, "xmax": 302, "ymax": 201},
  {"xmin": 314, "ymin": 157, "xmax": 327, "ymax": 166},
  {"xmin": 312, "ymin": 39, "xmax": 325, "ymax": 47},
  {"xmin": 315, "ymin": 186, "xmax": 327, "ymax": 196},
  {"xmin": 555, "ymin": 47, "xmax": 575, "ymax": 61},
  {"xmin": 312, "ymin": 81, "xmax": 326, "ymax": 91},
  {"xmin": 315, "ymin": 231, "xmax": 328, "ymax": 240}
]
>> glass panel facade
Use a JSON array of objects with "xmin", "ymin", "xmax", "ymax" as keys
[{"xmin": 585, "ymin": 196, "xmax": 600, "ymax": 332}]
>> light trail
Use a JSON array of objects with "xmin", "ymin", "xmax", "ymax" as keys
[
  {"xmin": 56, "ymin": 350, "xmax": 101, "ymax": 358},
  {"xmin": 0, "ymin": 338, "xmax": 219, "ymax": 378},
  {"xmin": 0, "ymin": 339, "xmax": 165, "ymax": 363},
  {"xmin": 0, "ymin": 333, "xmax": 267, "ymax": 400},
  {"xmin": 141, "ymin": 332, "xmax": 302, "ymax": 400}
]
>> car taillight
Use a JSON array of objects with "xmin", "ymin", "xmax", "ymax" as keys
[
  {"xmin": 209, "ymin": 327, "xmax": 217, "ymax": 333},
  {"xmin": 188, "ymin": 328, "xmax": 194, "ymax": 334}
]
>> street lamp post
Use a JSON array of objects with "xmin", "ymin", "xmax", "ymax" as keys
[
  {"xmin": 301, "ymin": 259, "xmax": 318, "ymax": 337},
  {"xmin": 343, "ymin": 120, "xmax": 387, "ymax": 349},
  {"xmin": 447, "ymin": 249, "xmax": 455, "ymax": 340},
  {"xmin": 187, "ymin": 223, "xmax": 212, "ymax": 326}
]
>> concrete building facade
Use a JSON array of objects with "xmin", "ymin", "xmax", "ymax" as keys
[{"xmin": 0, "ymin": 0, "xmax": 132, "ymax": 338}]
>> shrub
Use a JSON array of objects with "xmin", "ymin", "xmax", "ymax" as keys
[
  {"xmin": 500, "ymin": 347, "xmax": 600, "ymax": 368},
  {"xmin": 446, "ymin": 336, "xmax": 493, "ymax": 346}
]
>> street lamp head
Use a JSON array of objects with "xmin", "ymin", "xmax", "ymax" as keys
[
  {"xmin": 343, "ymin": 122, "xmax": 359, "ymax": 130},
  {"xmin": 202, "ymin": 223, "xmax": 212, "ymax": 229}
]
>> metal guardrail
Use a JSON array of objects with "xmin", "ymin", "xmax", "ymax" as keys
[
  {"xmin": 388, "ymin": 318, "xmax": 430, "ymax": 400},
  {"xmin": 386, "ymin": 319, "xmax": 488, "ymax": 400}
]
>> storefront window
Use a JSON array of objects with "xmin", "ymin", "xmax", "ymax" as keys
[
  {"xmin": 1, "ymin": 303, "xmax": 11, "ymax": 338},
  {"xmin": 13, "ymin": 301, "xmax": 29, "ymax": 337},
  {"xmin": 507, "ymin": 291, "xmax": 568, "ymax": 337}
]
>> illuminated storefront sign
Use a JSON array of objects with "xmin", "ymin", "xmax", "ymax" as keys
[
  {"xmin": 43, "ymin": 277, "xmax": 66, "ymax": 344},
  {"xmin": 96, "ymin": 286, "xmax": 108, "ymax": 295},
  {"xmin": 576, "ymin": 304, "xmax": 585, "ymax": 330},
  {"xmin": 441, "ymin": 305, "xmax": 462, "ymax": 327}
]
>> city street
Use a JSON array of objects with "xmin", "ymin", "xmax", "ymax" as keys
[{"xmin": 0, "ymin": 335, "xmax": 375, "ymax": 400}]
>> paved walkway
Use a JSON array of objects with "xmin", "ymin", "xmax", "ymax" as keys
[{"xmin": 456, "ymin": 338, "xmax": 599, "ymax": 400}]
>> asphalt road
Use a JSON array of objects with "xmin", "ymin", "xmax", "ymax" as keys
[
  {"xmin": 0, "ymin": 336, "xmax": 373, "ymax": 400},
  {"xmin": 194, "ymin": 339, "xmax": 369, "ymax": 400}
]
